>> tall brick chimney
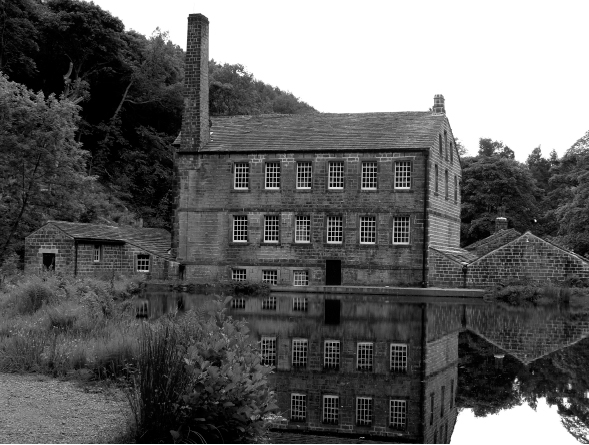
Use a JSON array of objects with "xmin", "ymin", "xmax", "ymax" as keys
[
  {"xmin": 432, "ymin": 94, "xmax": 445, "ymax": 114},
  {"xmin": 180, "ymin": 14, "xmax": 210, "ymax": 152},
  {"xmin": 495, "ymin": 217, "xmax": 508, "ymax": 232}
]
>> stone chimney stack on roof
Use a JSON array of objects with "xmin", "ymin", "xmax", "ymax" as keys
[
  {"xmin": 433, "ymin": 94, "xmax": 445, "ymax": 114},
  {"xmin": 495, "ymin": 216, "xmax": 508, "ymax": 232},
  {"xmin": 180, "ymin": 14, "xmax": 210, "ymax": 152}
]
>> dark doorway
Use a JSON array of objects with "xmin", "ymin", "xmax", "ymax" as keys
[
  {"xmin": 42, "ymin": 253, "xmax": 55, "ymax": 271},
  {"xmin": 324, "ymin": 299, "xmax": 341, "ymax": 325},
  {"xmin": 325, "ymin": 260, "xmax": 342, "ymax": 285}
]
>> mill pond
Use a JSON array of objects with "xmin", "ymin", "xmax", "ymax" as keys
[{"xmin": 139, "ymin": 289, "xmax": 589, "ymax": 443}]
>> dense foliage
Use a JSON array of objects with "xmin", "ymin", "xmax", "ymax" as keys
[{"xmin": 0, "ymin": 0, "xmax": 315, "ymax": 264}]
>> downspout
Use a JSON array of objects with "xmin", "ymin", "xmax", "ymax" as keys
[
  {"xmin": 422, "ymin": 151, "xmax": 430, "ymax": 287},
  {"xmin": 419, "ymin": 303, "xmax": 428, "ymax": 442},
  {"xmin": 74, "ymin": 240, "xmax": 78, "ymax": 277}
]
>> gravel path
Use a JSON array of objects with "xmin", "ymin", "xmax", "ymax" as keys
[{"xmin": 0, "ymin": 373, "xmax": 134, "ymax": 444}]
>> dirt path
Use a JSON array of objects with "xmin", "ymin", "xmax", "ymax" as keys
[{"xmin": 0, "ymin": 373, "xmax": 133, "ymax": 444}]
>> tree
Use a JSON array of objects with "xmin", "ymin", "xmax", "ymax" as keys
[
  {"xmin": 461, "ymin": 155, "xmax": 541, "ymax": 246},
  {"xmin": 0, "ymin": 74, "xmax": 93, "ymax": 261},
  {"xmin": 455, "ymin": 138, "xmax": 468, "ymax": 158},
  {"xmin": 478, "ymin": 138, "xmax": 515, "ymax": 159}
]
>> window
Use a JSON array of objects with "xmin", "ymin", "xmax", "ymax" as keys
[
  {"xmin": 390, "ymin": 399, "xmax": 407, "ymax": 430},
  {"xmin": 445, "ymin": 422, "xmax": 449, "ymax": 443},
  {"xmin": 293, "ymin": 297, "xmax": 308, "ymax": 311},
  {"xmin": 390, "ymin": 343, "xmax": 408, "ymax": 372},
  {"xmin": 444, "ymin": 131, "xmax": 448, "ymax": 161},
  {"xmin": 435, "ymin": 164, "xmax": 439, "ymax": 193},
  {"xmin": 264, "ymin": 215, "xmax": 279, "ymax": 243},
  {"xmin": 450, "ymin": 379, "xmax": 454, "ymax": 409},
  {"xmin": 450, "ymin": 142, "xmax": 454, "ymax": 164},
  {"xmin": 454, "ymin": 175, "xmax": 458, "ymax": 202},
  {"xmin": 233, "ymin": 215, "xmax": 248, "ymax": 242},
  {"xmin": 291, "ymin": 394, "xmax": 307, "ymax": 422},
  {"xmin": 328, "ymin": 161, "xmax": 344, "ymax": 189},
  {"xmin": 292, "ymin": 339, "xmax": 308, "ymax": 367},
  {"xmin": 323, "ymin": 395, "xmax": 339, "ymax": 424},
  {"xmin": 293, "ymin": 270, "xmax": 309, "ymax": 286},
  {"xmin": 356, "ymin": 397, "xmax": 373, "ymax": 426},
  {"xmin": 295, "ymin": 216, "xmax": 311, "ymax": 243},
  {"xmin": 93, "ymin": 244, "xmax": 101, "ymax": 263},
  {"xmin": 261, "ymin": 336, "xmax": 276, "ymax": 366},
  {"xmin": 357, "ymin": 342, "xmax": 373, "ymax": 371},
  {"xmin": 231, "ymin": 297, "xmax": 245, "ymax": 309},
  {"xmin": 393, "ymin": 217, "xmax": 410, "ymax": 245},
  {"xmin": 430, "ymin": 393, "xmax": 434, "ymax": 425},
  {"xmin": 297, "ymin": 162, "xmax": 312, "ymax": 189},
  {"xmin": 445, "ymin": 170, "xmax": 449, "ymax": 199},
  {"xmin": 234, "ymin": 163, "xmax": 249, "ymax": 189},
  {"xmin": 326, "ymin": 216, "xmax": 343, "ymax": 243},
  {"xmin": 395, "ymin": 161, "xmax": 411, "ymax": 189},
  {"xmin": 441, "ymin": 386, "xmax": 445, "ymax": 417},
  {"xmin": 324, "ymin": 340, "xmax": 340, "ymax": 369},
  {"xmin": 232, "ymin": 269, "xmax": 246, "ymax": 281},
  {"xmin": 439, "ymin": 134, "xmax": 443, "ymax": 157},
  {"xmin": 360, "ymin": 216, "xmax": 376, "ymax": 244},
  {"xmin": 262, "ymin": 295, "xmax": 276, "ymax": 310},
  {"xmin": 361, "ymin": 162, "xmax": 377, "ymax": 190},
  {"xmin": 137, "ymin": 254, "xmax": 150, "ymax": 272},
  {"xmin": 262, "ymin": 270, "xmax": 277, "ymax": 284},
  {"xmin": 265, "ymin": 162, "xmax": 280, "ymax": 189}
]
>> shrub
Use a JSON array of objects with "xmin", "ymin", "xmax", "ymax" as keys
[
  {"xmin": 90, "ymin": 329, "xmax": 138, "ymax": 380},
  {"xmin": 16, "ymin": 280, "xmax": 53, "ymax": 314}
]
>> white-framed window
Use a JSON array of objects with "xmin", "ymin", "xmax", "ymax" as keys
[
  {"xmin": 324, "ymin": 340, "xmax": 340, "ymax": 369},
  {"xmin": 293, "ymin": 297, "xmax": 308, "ymax": 312},
  {"xmin": 93, "ymin": 244, "xmax": 101, "ymax": 263},
  {"xmin": 328, "ymin": 161, "xmax": 344, "ymax": 189},
  {"xmin": 389, "ymin": 399, "xmax": 407, "ymax": 430},
  {"xmin": 233, "ymin": 215, "xmax": 248, "ymax": 242},
  {"xmin": 262, "ymin": 270, "xmax": 278, "ymax": 285},
  {"xmin": 395, "ymin": 161, "xmax": 411, "ymax": 189},
  {"xmin": 293, "ymin": 270, "xmax": 309, "ymax": 286},
  {"xmin": 323, "ymin": 395, "xmax": 339, "ymax": 424},
  {"xmin": 232, "ymin": 269, "xmax": 247, "ymax": 281},
  {"xmin": 326, "ymin": 216, "xmax": 343, "ymax": 244},
  {"xmin": 297, "ymin": 162, "xmax": 312, "ymax": 189},
  {"xmin": 292, "ymin": 338, "xmax": 308, "ymax": 367},
  {"xmin": 390, "ymin": 343, "xmax": 408, "ymax": 372},
  {"xmin": 137, "ymin": 254, "xmax": 150, "ymax": 272},
  {"xmin": 261, "ymin": 336, "xmax": 276, "ymax": 366},
  {"xmin": 360, "ymin": 216, "xmax": 376, "ymax": 244},
  {"xmin": 295, "ymin": 215, "xmax": 311, "ymax": 243},
  {"xmin": 361, "ymin": 161, "xmax": 377, "ymax": 190},
  {"xmin": 393, "ymin": 216, "xmax": 410, "ymax": 245},
  {"xmin": 356, "ymin": 397, "xmax": 373, "ymax": 426},
  {"xmin": 357, "ymin": 342, "xmax": 374, "ymax": 371},
  {"xmin": 264, "ymin": 215, "xmax": 280, "ymax": 243},
  {"xmin": 234, "ymin": 162, "xmax": 249, "ymax": 189},
  {"xmin": 262, "ymin": 295, "xmax": 276, "ymax": 310},
  {"xmin": 265, "ymin": 162, "xmax": 281, "ymax": 189},
  {"xmin": 291, "ymin": 394, "xmax": 307, "ymax": 422},
  {"xmin": 231, "ymin": 297, "xmax": 245, "ymax": 309}
]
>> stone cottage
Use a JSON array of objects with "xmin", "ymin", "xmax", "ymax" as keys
[
  {"xmin": 173, "ymin": 13, "xmax": 463, "ymax": 287},
  {"xmin": 24, "ymin": 221, "xmax": 175, "ymax": 279}
]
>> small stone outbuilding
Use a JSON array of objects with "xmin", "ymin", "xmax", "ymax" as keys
[
  {"xmin": 25, "ymin": 221, "xmax": 176, "ymax": 279},
  {"xmin": 429, "ymin": 222, "xmax": 589, "ymax": 288}
]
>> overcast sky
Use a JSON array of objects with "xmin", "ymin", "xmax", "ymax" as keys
[{"xmin": 88, "ymin": 0, "xmax": 589, "ymax": 162}]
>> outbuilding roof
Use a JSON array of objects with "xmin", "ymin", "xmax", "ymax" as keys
[
  {"xmin": 175, "ymin": 112, "xmax": 447, "ymax": 152},
  {"xmin": 40, "ymin": 221, "xmax": 172, "ymax": 259}
]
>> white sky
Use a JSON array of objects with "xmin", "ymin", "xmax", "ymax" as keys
[{"xmin": 88, "ymin": 0, "xmax": 589, "ymax": 162}]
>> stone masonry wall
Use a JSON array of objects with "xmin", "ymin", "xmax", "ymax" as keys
[
  {"xmin": 176, "ymin": 151, "xmax": 430, "ymax": 286},
  {"xmin": 24, "ymin": 224, "xmax": 75, "ymax": 275},
  {"xmin": 428, "ymin": 249, "xmax": 464, "ymax": 288}
]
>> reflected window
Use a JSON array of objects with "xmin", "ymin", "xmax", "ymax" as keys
[
  {"xmin": 323, "ymin": 395, "xmax": 339, "ymax": 424},
  {"xmin": 356, "ymin": 397, "xmax": 373, "ymax": 426},
  {"xmin": 231, "ymin": 297, "xmax": 245, "ymax": 309},
  {"xmin": 389, "ymin": 399, "xmax": 407, "ymax": 430},
  {"xmin": 292, "ymin": 339, "xmax": 308, "ymax": 367},
  {"xmin": 291, "ymin": 394, "xmax": 306, "ymax": 422},
  {"xmin": 262, "ymin": 295, "xmax": 276, "ymax": 310},
  {"xmin": 293, "ymin": 297, "xmax": 308, "ymax": 312},
  {"xmin": 324, "ymin": 340, "xmax": 340, "ymax": 369},
  {"xmin": 357, "ymin": 342, "xmax": 374, "ymax": 371},
  {"xmin": 261, "ymin": 336, "xmax": 276, "ymax": 367}
]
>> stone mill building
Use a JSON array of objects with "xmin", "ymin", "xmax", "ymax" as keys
[{"xmin": 173, "ymin": 13, "xmax": 463, "ymax": 287}]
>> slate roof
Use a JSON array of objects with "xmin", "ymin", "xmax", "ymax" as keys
[
  {"xmin": 43, "ymin": 221, "xmax": 172, "ymax": 259},
  {"xmin": 464, "ymin": 228, "xmax": 521, "ymax": 253},
  {"xmin": 431, "ymin": 246, "xmax": 478, "ymax": 264},
  {"xmin": 175, "ymin": 112, "xmax": 447, "ymax": 152}
]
